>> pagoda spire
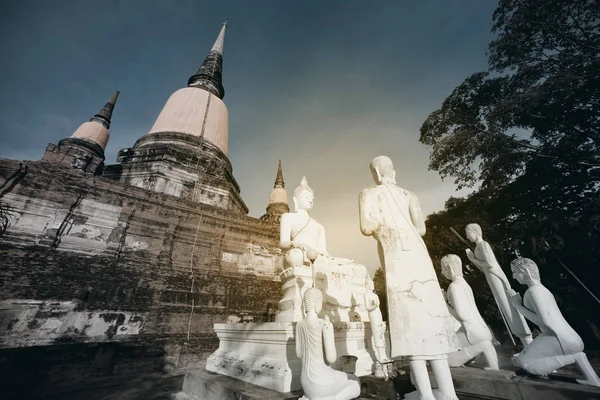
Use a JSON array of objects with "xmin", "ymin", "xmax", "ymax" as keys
[
  {"xmin": 260, "ymin": 159, "xmax": 289, "ymax": 223},
  {"xmin": 90, "ymin": 91, "xmax": 120, "ymax": 129},
  {"xmin": 274, "ymin": 159, "xmax": 285, "ymax": 188},
  {"xmin": 188, "ymin": 22, "xmax": 227, "ymax": 99}
]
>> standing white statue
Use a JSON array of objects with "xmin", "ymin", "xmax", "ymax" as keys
[
  {"xmin": 359, "ymin": 155, "xmax": 459, "ymax": 400},
  {"xmin": 507, "ymin": 257, "xmax": 600, "ymax": 387},
  {"xmin": 364, "ymin": 278, "xmax": 389, "ymax": 378},
  {"xmin": 464, "ymin": 223, "xmax": 533, "ymax": 346},
  {"xmin": 296, "ymin": 286, "xmax": 361, "ymax": 400},
  {"xmin": 440, "ymin": 254, "xmax": 499, "ymax": 370},
  {"xmin": 277, "ymin": 177, "xmax": 373, "ymax": 322}
]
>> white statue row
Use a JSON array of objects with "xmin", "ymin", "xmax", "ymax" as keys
[{"xmin": 281, "ymin": 156, "xmax": 600, "ymax": 400}]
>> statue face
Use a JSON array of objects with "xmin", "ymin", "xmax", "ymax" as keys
[
  {"xmin": 370, "ymin": 165, "xmax": 381, "ymax": 184},
  {"xmin": 441, "ymin": 265, "xmax": 452, "ymax": 280},
  {"xmin": 296, "ymin": 191, "xmax": 314, "ymax": 211},
  {"xmin": 465, "ymin": 229, "xmax": 477, "ymax": 242},
  {"xmin": 512, "ymin": 267, "xmax": 526, "ymax": 284}
]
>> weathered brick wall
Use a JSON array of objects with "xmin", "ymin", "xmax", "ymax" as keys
[{"xmin": 0, "ymin": 157, "xmax": 283, "ymax": 398}]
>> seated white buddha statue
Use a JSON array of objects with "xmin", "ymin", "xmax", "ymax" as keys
[
  {"xmin": 296, "ymin": 286, "xmax": 361, "ymax": 400},
  {"xmin": 276, "ymin": 177, "xmax": 373, "ymax": 323}
]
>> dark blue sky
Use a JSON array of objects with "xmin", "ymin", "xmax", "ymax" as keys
[{"xmin": 0, "ymin": 0, "xmax": 497, "ymax": 270}]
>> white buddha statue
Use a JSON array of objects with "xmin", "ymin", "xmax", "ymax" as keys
[
  {"xmin": 359, "ymin": 156, "xmax": 459, "ymax": 400},
  {"xmin": 508, "ymin": 257, "xmax": 600, "ymax": 387},
  {"xmin": 465, "ymin": 223, "xmax": 533, "ymax": 346},
  {"xmin": 441, "ymin": 254, "xmax": 499, "ymax": 370},
  {"xmin": 296, "ymin": 286, "xmax": 361, "ymax": 400},
  {"xmin": 276, "ymin": 177, "xmax": 373, "ymax": 323}
]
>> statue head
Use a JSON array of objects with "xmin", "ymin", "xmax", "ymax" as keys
[
  {"xmin": 510, "ymin": 257, "xmax": 541, "ymax": 285},
  {"xmin": 440, "ymin": 254, "xmax": 463, "ymax": 280},
  {"xmin": 293, "ymin": 176, "xmax": 314, "ymax": 212},
  {"xmin": 303, "ymin": 287, "xmax": 323, "ymax": 315},
  {"xmin": 370, "ymin": 156, "xmax": 396, "ymax": 185},
  {"xmin": 465, "ymin": 223, "xmax": 482, "ymax": 242},
  {"xmin": 365, "ymin": 278, "xmax": 375, "ymax": 291}
]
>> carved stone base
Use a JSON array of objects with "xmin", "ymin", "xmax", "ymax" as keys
[
  {"xmin": 275, "ymin": 266, "xmax": 371, "ymax": 323},
  {"xmin": 206, "ymin": 322, "xmax": 380, "ymax": 393}
]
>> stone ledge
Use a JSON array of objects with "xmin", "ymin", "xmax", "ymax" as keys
[
  {"xmin": 182, "ymin": 369, "xmax": 389, "ymax": 400},
  {"xmin": 450, "ymin": 366, "xmax": 600, "ymax": 400},
  {"xmin": 182, "ymin": 369, "xmax": 301, "ymax": 400}
]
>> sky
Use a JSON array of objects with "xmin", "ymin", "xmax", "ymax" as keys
[{"xmin": 0, "ymin": 0, "xmax": 498, "ymax": 273}]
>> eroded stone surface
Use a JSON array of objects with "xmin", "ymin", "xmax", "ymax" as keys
[{"xmin": 0, "ymin": 158, "xmax": 283, "ymax": 395}]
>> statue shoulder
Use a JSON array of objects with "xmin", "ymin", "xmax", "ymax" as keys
[
  {"xmin": 360, "ymin": 186, "xmax": 383, "ymax": 201},
  {"xmin": 360, "ymin": 186, "xmax": 377, "ymax": 196},
  {"xmin": 404, "ymin": 188, "xmax": 419, "ymax": 201},
  {"xmin": 280, "ymin": 212, "xmax": 295, "ymax": 223},
  {"xmin": 525, "ymin": 284, "xmax": 552, "ymax": 301},
  {"xmin": 477, "ymin": 241, "xmax": 497, "ymax": 258},
  {"xmin": 447, "ymin": 281, "xmax": 462, "ymax": 297},
  {"xmin": 387, "ymin": 185, "xmax": 415, "ymax": 201}
]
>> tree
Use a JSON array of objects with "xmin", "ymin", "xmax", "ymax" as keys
[
  {"xmin": 421, "ymin": 0, "xmax": 600, "ymax": 194},
  {"xmin": 420, "ymin": 0, "xmax": 600, "ymax": 346}
]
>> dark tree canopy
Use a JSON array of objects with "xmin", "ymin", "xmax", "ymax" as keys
[
  {"xmin": 421, "ymin": 0, "xmax": 600, "ymax": 193},
  {"xmin": 419, "ymin": 0, "xmax": 600, "ymax": 346}
]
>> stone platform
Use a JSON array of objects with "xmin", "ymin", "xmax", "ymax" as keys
[
  {"xmin": 447, "ymin": 346, "xmax": 600, "ymax": 400},
  {"xmin": 182, "ymin": 345, "xmax": 600, "ymax": 400},
  {"xmin": 206, "ymin": 322, "xmax": 378, "ymax": 392},
  {"xmin": 448, "ymin": 366, "xmax": 600, "ymax": 400},
  {"xmin": 177, "ymin": 369, "xmax": 388, "ymax": 400}
]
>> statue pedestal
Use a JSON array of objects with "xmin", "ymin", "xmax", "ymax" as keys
[
  {"xmin": 206, "ymin": 322, "xmax": 380, "ymax": 393},
  {"xmin": 275, "ymin": 266, "xmax": 371, "ymax": 323}
]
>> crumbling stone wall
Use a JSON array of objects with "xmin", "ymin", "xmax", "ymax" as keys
[{"xmin": 0, "ymin": 157, "xmax": 283, "ymax": 398}]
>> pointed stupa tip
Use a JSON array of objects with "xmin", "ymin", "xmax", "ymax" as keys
[
  {"xmin": 211, "ymin": 20, "xmax": 227, "ymax": 54},
  {"xmin": 187, "ymin": 22, "xmax": 226, "ymax": 98},
  {"xmin": 274, "ymin": 159, "xmax": 285, "ymax": 188},
  {"xmin": 90, "ymin": 91, "xmax": 120, "ymax": 129}
]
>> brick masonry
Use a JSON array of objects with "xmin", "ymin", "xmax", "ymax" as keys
[{"xmin": 0, "ymin": 155, "xmax": 284, "ymax": 397}]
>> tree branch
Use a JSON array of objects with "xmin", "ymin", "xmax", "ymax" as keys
[
  {"xmin": 532, "ymin": 20, "xmax": 600, "ymax": 53},
  {"xmin": 567, "ymin": 9, "xmax": 593, "ymax": 43},
  {"xmin": 467, "ymin": 123, "xmax": 600, "ymax": 167}
]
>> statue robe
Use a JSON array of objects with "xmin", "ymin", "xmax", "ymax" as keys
[
  {"xmin": 295, "ymin": 318, "xmax": 360, "ymax": 399},
  {"xmin": 360, "ymin": 184, "xmax": 459, "ymax": 358},
  {"xmin": 473, "ymin": 240, "xmax": 532, "ymax": 337}
]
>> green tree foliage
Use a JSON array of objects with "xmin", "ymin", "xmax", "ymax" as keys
[{"xmin": 420, "ymin": 0, "xmax": 600, "ymax": 346}]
